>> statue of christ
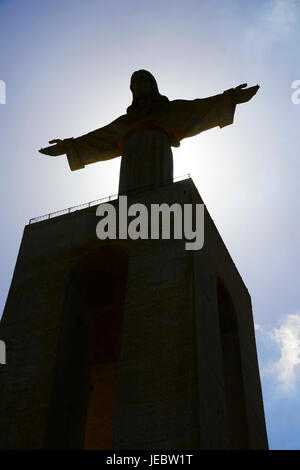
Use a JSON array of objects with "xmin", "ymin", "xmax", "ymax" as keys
[{"xmin": 39, "ymin": 70, "xmax": 259, "ymax": 194}]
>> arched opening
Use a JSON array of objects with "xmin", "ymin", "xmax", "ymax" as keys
[
  {"xmin": 217, "ymin": 278, "xmax": 249, "ymax": 449},
  {"xmin": 71, "ymin": 245, "xmax": 128, "ymax": 450}
]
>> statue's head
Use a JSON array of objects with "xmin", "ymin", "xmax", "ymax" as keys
[{"xmin": 127, "ymin": 69, "xmax": 168, "ymax": 114}]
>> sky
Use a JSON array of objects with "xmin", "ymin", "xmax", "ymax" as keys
[{"xmin": 0, "ymin": 0, "xmax": 299, "ymax": 450}]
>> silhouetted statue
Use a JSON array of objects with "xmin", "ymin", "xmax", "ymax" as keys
[{"xmin": 39, "ymin": 70, "xmax": 259, "ymax": 193}]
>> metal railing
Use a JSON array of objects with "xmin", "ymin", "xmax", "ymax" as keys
[{"xmin": 29, "ymin": 174, "xmax": 191, "ymax": 225}]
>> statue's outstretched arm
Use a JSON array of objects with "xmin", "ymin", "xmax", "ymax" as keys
[
  {"xmin": 39, "ymin": 139, "xmax": 65, "ymax": 156},
  {"xmin": 233, "ymin": 83, "xmax": 259, "ymax": 104},
  {"xmin": 167, "ymin": 83, "xmax": 259, "ymax": 144},
  {"xmin": 39, "ymin": 116, "xmax": 125, "ymax": 170}
]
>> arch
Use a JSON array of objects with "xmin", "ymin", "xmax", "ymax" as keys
[
  {"xmin": 70, "ymin": 245, "xmax": 129, "ymax": 449},
  {"xmin": 217, "ymin": 278, "xmax": 249, "ymax": 449}
]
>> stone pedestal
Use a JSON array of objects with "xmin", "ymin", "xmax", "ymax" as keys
[{"xmin": 0, "ymin": 178, "xmax": 268, "ymax": 449}]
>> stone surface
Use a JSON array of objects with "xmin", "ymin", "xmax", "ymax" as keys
[
  {"xmin": 118, "ymin": 129, "xmax": 173, "ymax": 194},
  {"xmin": 0, "ymin": 178, "xmax": 268, "ymax": 449}
]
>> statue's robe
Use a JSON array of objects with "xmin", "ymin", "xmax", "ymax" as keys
[{"xmin": 62, "ymin": 88, "xmax": 236, "ymax": 193}]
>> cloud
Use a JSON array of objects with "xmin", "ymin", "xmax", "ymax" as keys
[
  {"xmin": 259, "ymin": 313, "xmax": 300, "ymax": 391},
  {"xmin": 271, "ymin": 314, "xmax": 300, "ymax": 387},
  {"xmin": 243, "ymin": 0, "xmax": 300, "ymax": 54},
  {"xmin": 266, "ymin": 0, "xmax": 299, "ymax": 35}
]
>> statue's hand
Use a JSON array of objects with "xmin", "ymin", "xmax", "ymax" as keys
[
  {"xmin": 233, "ymin": 83, "xmax": 259, "ymax": 104},
  {"xmin": 39, "ymin": 139, "xmax": 65, "ymax": 156}
]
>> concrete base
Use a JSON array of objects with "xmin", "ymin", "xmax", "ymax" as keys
[{"xmin": 0, "ymin": 178, "xmax": 268, "ymax": 449}]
